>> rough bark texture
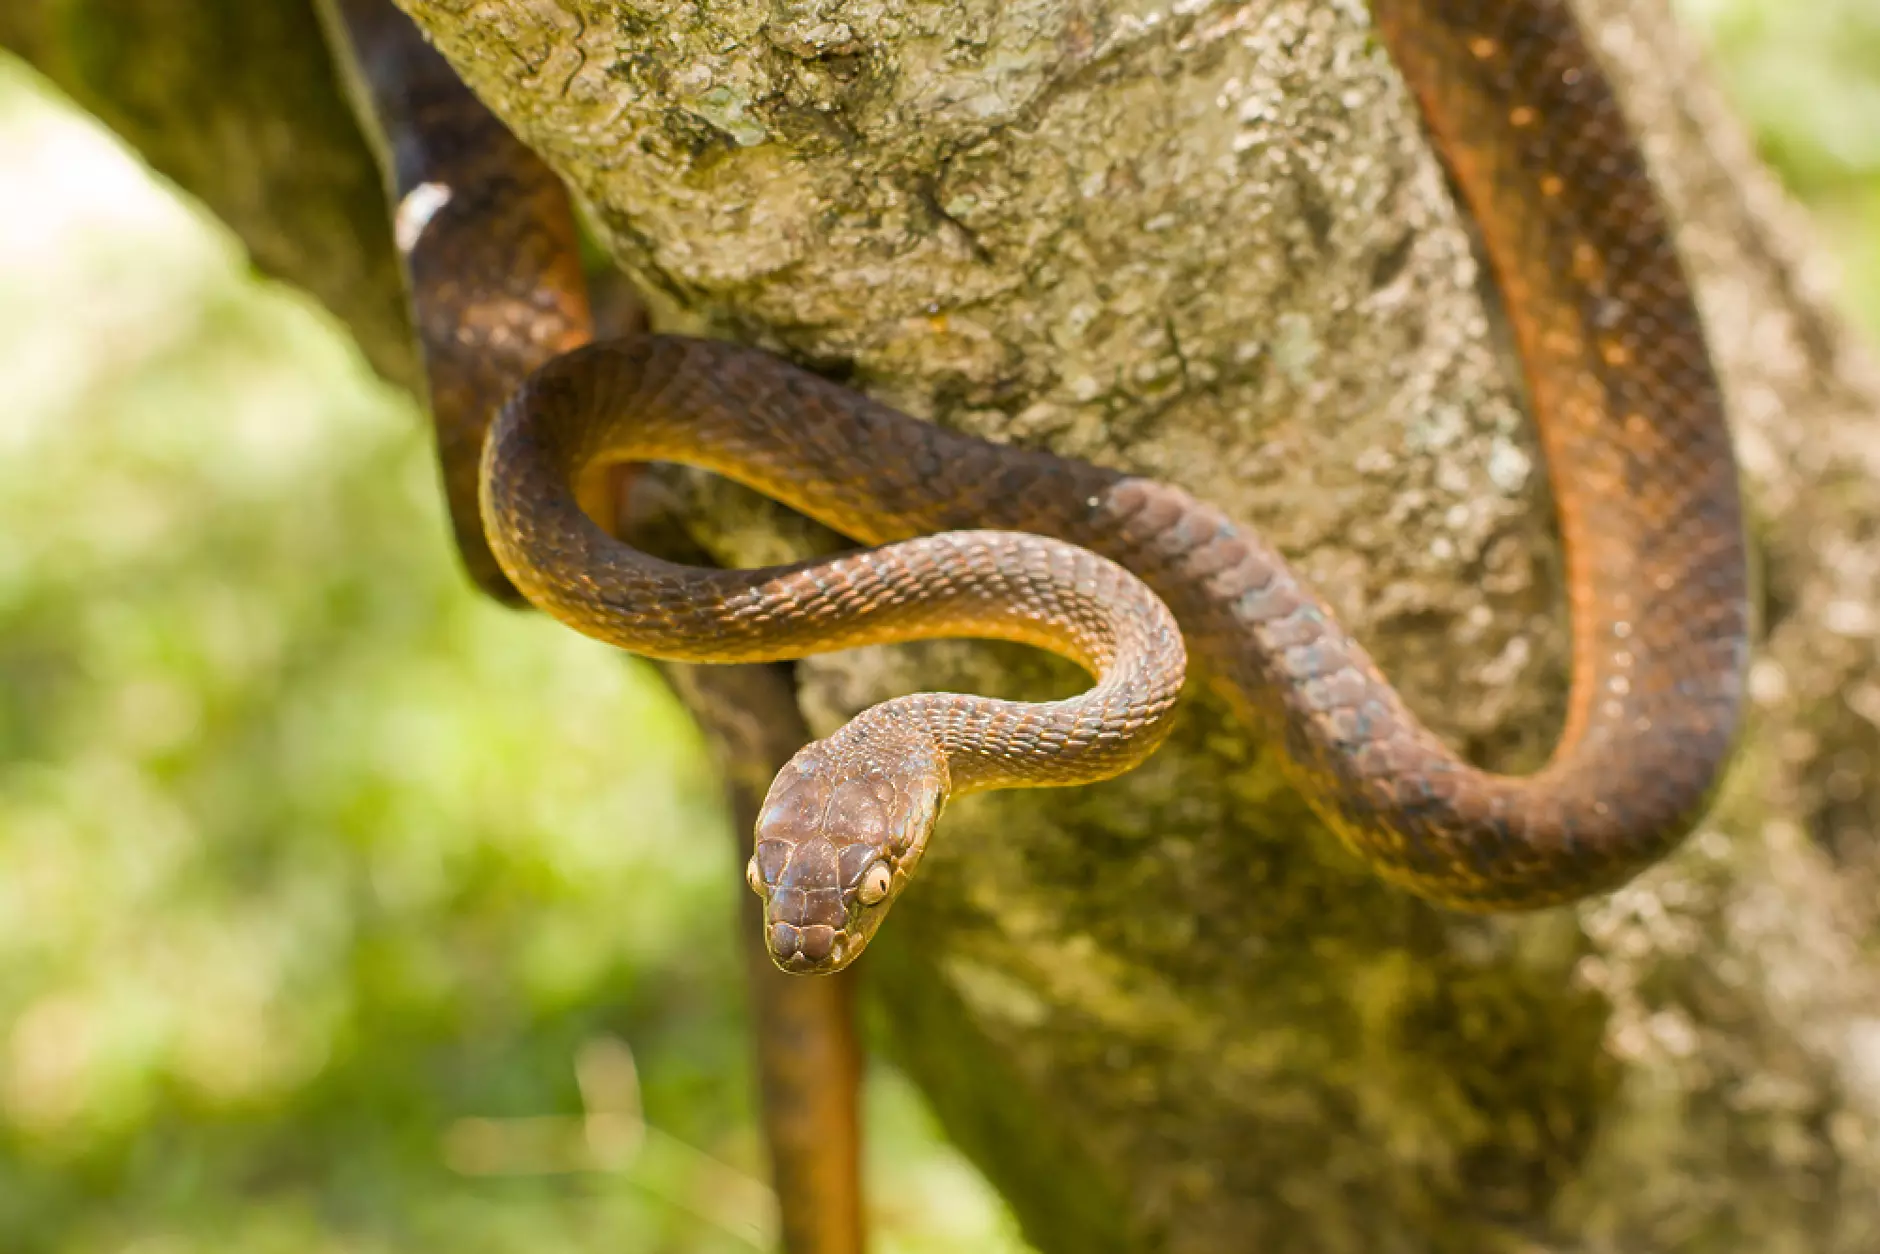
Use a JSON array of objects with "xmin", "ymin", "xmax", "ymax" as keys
[{"xmin": 10, "ymin": 0, "xmax": 1880, "ymax": 1250}]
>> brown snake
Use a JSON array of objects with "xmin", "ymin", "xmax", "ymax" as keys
[
  {"xmin": 345, "ymin": 0, "xmax": 1751, "ymax": 981},
  {"xmin": 322, "ymin": 6, "xmax": 870, "ymax": 1250}
]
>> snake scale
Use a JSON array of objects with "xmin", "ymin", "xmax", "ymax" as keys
[{"xmin": 339, "ymin": 0, "xmax": 1751, "ymax": 979}]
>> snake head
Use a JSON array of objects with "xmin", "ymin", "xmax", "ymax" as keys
[{"xmin": 746, "ymin": 718, "xmax": 948, "ymax": 974}]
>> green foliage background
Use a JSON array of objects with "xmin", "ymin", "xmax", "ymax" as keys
[{"xmin": 0, "ymin": 3, "xmax": 1873, "ymax": 1250}]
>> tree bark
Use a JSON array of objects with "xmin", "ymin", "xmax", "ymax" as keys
[{"xmin": 9, "ymin": 1, "xmax": 1880, "ymax": 1250}]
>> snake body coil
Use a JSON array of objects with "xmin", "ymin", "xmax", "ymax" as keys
[{"xmin": 459, "ymin": 0, "xmax": 1745, "ymax": 973}]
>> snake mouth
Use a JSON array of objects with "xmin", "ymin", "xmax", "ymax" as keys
[{"xmin": 767, "ymin": 921, "xmax": 851, "ymax": 973}]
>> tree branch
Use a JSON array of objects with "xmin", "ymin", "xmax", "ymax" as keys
[{"xmin": 12, "ymin": 0, "xmax": 1880, "ymax": 1247}]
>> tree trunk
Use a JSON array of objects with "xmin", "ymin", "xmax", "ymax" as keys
[{"xmin": 8, "ymin": 1, "xmax": 1880, "ymax": 1250}]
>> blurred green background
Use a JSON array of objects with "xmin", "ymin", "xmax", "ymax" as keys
[{"xmin": 0, "ymin": 3, "xmax": 1874, "ymax": 1251}]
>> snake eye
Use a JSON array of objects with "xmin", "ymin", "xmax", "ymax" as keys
[
  {"xmin": 856, "ymin": 862, "xmax": 893, "ymax": 906},
  {"xmin": 745, "ymin": 856, "xmax": 765, "ymax": 896}
]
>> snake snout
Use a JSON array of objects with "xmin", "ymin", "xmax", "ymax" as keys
[
  {"xmin": 767, "ymin": 920, "xmax": 847, "ymax": 972},
  {"xmin": 759, "ymin": 835, "xmax": 857, "ymax": 972}
]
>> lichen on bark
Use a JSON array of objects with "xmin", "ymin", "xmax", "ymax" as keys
[{"xmin": 10, "ymin": 0, "xmax": 1880, "ymax": 1248}]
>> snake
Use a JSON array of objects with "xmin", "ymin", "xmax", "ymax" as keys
[
  {"xmin": 321, "ymin": 7, "xmax": 873, "ymax": 1250},
  {"xmin": 341, "ymin": 0, "xmax": 1751, "ymax": 980}
]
